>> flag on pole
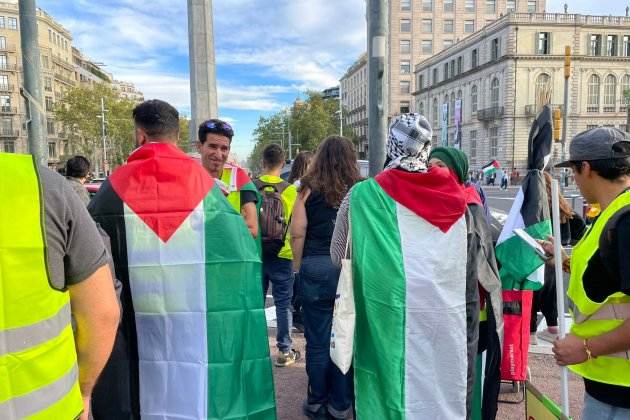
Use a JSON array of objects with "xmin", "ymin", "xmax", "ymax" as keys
[
  {"xmin": 481, "ymin": 160, "xmax": 501, "ymax": 176},
  {"xmin": 349, "ymin": 169, "xmax": 469, "ymax": 419},
  {"xmin": 495, "ymin": 105, "xmax": 553, "ymax": 290},
  {"xmin": 89, "ymin": 143, "xmax": 276, "ymax": 419}
]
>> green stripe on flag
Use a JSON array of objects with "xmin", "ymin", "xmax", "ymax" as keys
[
  {"xmin": 496, "ymin": 219, "xmax": 551, "ymax": 290},
  {"xmin": 351, "ymin": 179, "xmax": 406, "ymax": 420},
  {"xmin": 203, "ymin": 185, "xmax": 276, "ymax": 419}
]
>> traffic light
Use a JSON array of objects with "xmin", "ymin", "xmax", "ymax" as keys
[{"xmin": 553, "ymin": 107, "xmax": 562, "ymax": 142}]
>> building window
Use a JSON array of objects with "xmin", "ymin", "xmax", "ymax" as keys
[
  {"xmin": 464, "ymin": 20, "xmax": 475, "ymax": 33},
  {"xmin": 400, "ymin": 80, "xmax": 411, "ymax": 94},
  {"xmin": 537, "ymin": 32, "xmax": 551, "ymax": 54},
  {"xmin": 422, "ymin": 19, "xmax": 433, "ymax": 33},
  {"xmin": 471, "ymin": 85, "xmax": 478, "ymax": 113},
  {"xmin": 401, "ymin": 0, "xmax": 411, "ymax": 11},
  {"xmin": 507, "ymin": 0, "xmax": 517, "ymax": 12},
  {"xmin": 471, "ymin": 49, "xmax": 479, "ymax": 68},
  {"xmin": 624, "ymin": 36, "xmax": 630, "ymax": 56},
  {"xmin": 0, "ymin": 17, "xmax": 5, "ymax": 29},
  {"xmin": 422, "ymin": 0, "xmax": 433, "ymax": 11},
  {"xmin": 42, "ymin": 55, "xmax": 49, "ymax": 69},
  {"xmin": 0, "ymin": 37, "xmax": 5, "ymax": 50},
  {"xmin": 400, "ymin": 60, "xmax": 411, "ymax": 74},
  {"xmin": 536, "ymin": 73, "xmax": 551, "ymax": 109},
  {"xmin": 527, "ymin": 0, "xmax": 536, "ymax": 12},
  {"xmin": 450, "ymin": 93, "xmax": 456, "ymax": 125},
  {"xmin": 590, "ymin": 34, "xmax": 602, "ymax": 56},
  {"xmin": 607, "ymin": 35, "xmax": 618, "ymax": 56},
  {"xmin": 489, "ymin": 127, "xmax": 498, "ymax": 157},
  {"xmin": 485, "ymin": 0, "xmax": 496, "ymax": 13},
  {"xmin": 444, "ymin": 0, "xmax": 454, "ymax": 12},
  {"xmin": 400, "ymin": 39, "xmax": 411, "ymax": 54},
  {"xmin": 0, "ymin": 117, "xmax": 11, "ymax": 134},
  {"xmin": 491, "ymin": 38, "xmax": 500, "ymax": 60},
  {"xmin": 444, "ymin": 63, "xmax": 449, "ymax": 80},
  {"xmin": 604, "ymin": 74, "xmax": 617, "ymax": 112},
  {"xmin": 7, "ymin": 18, "xmax": 16, "ymax": 31},
  {"xmin": 470, "ymin": 130, "xmax": 477, "ymax": 158},
  {"xmin": 418, "ymin": 101, "xmax": 425, "ymax": 115},
  {"xmin": 432, "ymin": 98, "xmax": 439, "ymax": 128},
  {"xmin": 400, "ymin": 19, "xmax": 411, "ymax": 33},
  {"xmin": 3, "ymin": 140, "xmax": 14, "ymax": 153},
  {"xmin": 44, "ymin": 77, "xmax": 52, "ymax": 92},
  {"xmin": 457, "ymin": 56, "xmax": 463, "ymax": 75},
  {"xmin": 47, "ymin": 119, "xmax": 55, "ymax": 135},
  {"xmin": 621, "ymin": 74, "xmax": 630, "ymax": 109},
  {"xmin": 417, "ymin": 74, "xmax": 425, "ymax": 89},
  {"xmin": 587, "ymin": 74, "xmax": 600, "ymax": 112},
  {"xmin": 444, "ymin": 39, "xmax": 454, "ymax": 49},
  {"xmin": 422, "ymin": 39, "xmax": 433, "ymax": 54},
  {"xmin": 433, "ymin": 68, "xmax": 439, "ymax": 84},
  {"xmin": 449, "ymin": 60, "xmax": 455, "ymax": 78},
  {"xmin": 0, "ymin": 74, "xmax": 7, "ymax": 91},
  {"xmin": 444, "ymin": 20, "xmax": 454, "ymax": 33},
  {"xmin": 45, "ymin": 96, "xmax": 54, "ymax": 112},
  {"xmin": 465, "ymin": 0, "xmax": 476, "ymax": 12},
  {"xmin": 48, "ymin": 142, "xmax": 57, "ymax": 159},
  {"xmin": 400, "ymin": 101, "xmax": 410, "ymax": 114},
  {"xmin": 491, "ymin": 77, "xmax": 500, "ymax": 108}
]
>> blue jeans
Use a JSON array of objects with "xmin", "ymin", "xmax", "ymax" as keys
[
  {"xmin": 299, "ymin": 255, "xmax": 353, "ymax": 417},
  {"xmin": 262, "ymin": 255, "xmax": 293, "ymax": 353},
  {"xmin": 583, "ymin": 393, "xmax": 630, "ymax": 420}
]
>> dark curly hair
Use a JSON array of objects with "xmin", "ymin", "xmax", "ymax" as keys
[
  {"xmin": 288, "ymin": 151, "xmax": 313, "ymax": 184},
  {"xmin": 300, "ymin": 136, "xmax": 362, "ymax": 207}
]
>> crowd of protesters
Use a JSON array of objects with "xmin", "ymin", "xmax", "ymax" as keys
[{"xmin": 2, "ymin": 98, "xmax": 629, "ymax": 420}]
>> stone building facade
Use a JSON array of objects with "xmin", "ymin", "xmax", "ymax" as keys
[{"xmin": 412, "ymin": 12, "xmax": 630, "ymax": 171}]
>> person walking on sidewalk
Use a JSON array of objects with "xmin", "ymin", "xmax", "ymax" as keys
[
  {"xmin": 291, "ymin": 137, "xmax": 361, "ymax": 419},
  {"xmin": 541, "ymin": 127, "xmax": 630, "ymax": 419},
  {"xmin": 256, "ymin": 144, "xmax": 300, "ymax": 366}
]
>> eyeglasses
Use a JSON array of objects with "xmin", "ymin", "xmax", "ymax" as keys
[{"xmin": 203, "ymin": 120, "xmax": 234, "ymax": 137}]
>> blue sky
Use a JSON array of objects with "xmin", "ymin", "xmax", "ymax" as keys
[{"xmin": 36, "ymin": 0, "xmax": 623, "ymax": 160}]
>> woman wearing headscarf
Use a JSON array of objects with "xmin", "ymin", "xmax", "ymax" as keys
[
  {"xmin": 429, "ymin": 147, "xmax": 504, "ymax": 420},
  {"xmin": 330, "ymin": 114, "xmax": 470, "ymax": 419}
]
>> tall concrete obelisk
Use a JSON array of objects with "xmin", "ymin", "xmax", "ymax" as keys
[{"xmin": 187, "ymin": 0, "xmax": 219, "ymax": 148}]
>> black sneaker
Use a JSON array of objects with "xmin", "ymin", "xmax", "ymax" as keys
[
  {"xmin": 275, "ymin": 349, "xmax": 301, "ymax": 367},
  {"xmin": 303, "ymin": 401, "xmax": 329, "ymax": 420}
]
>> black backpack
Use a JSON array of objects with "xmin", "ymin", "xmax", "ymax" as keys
[{"xmin": 254, "ymin": 179, "xmax": 290, "ymax": 257}]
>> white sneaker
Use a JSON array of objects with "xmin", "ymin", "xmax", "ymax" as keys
[{"xmin": 530, "ymin": 333, "xmax": 538, "ymax": 346}]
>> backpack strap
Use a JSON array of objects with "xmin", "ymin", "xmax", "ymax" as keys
[{"xmin": 254, "ymin": 179, "xmax": 290, "ymax": 194}]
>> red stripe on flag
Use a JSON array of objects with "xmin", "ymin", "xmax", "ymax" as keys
[{"xmin": 110, "ymin": 142, "xmax": 214, "ymax": 242}]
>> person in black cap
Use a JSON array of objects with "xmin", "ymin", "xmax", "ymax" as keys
[{"xmin": 541, "ymin": 127, "xmax": 630, "ymax": 419}]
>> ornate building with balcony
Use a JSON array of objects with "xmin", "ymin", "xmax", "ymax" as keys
[{"xmin": 412, "ymin": 11, "xmax": 630, "ymax": 171}]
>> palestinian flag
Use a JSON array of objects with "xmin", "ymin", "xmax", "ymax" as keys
[
  {"xmin": 221, "ymin": 162, "xmax": 259, "ymax": 213},
  {"xmin": 350, "ymin": 168, "xmax": 469, "ymax": 419},
  {"xmin": 89, "ymin": 143, "xmax": 276, "ymax": 419},
  {"xmin": 495, "ymin": 105, "xmax": 553, "ymax": 290},
  {"xmin": 482, "ymin": 160, "xmax": 501, "ymax": 176}
]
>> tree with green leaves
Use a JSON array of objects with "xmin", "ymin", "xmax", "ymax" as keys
[{"xmin": 248, "ymin": 91, "xmax": 356, "ymax": 174}]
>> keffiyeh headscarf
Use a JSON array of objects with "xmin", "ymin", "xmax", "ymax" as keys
[{"xmin": 386, "ymin": 113, "xmax": 433, "ymax": 172}]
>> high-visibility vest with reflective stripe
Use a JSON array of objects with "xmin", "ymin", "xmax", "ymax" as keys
[
  {"xmin": 221, "ymin": 165, "xmax": 241, "ymax": 213},
  {"xmin": 0, "ymin": 153, "xmax": 83, "ymax": 420},
  {"xmin": 567, "ymin": 190, "xmax": 630, "ymax": 387}
]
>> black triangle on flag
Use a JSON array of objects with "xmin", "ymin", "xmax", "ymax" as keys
[{"xmin": 527, "ymin": 105, "xmax": 553, "ymax": 171}]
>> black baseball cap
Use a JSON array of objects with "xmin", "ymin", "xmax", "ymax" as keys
[{"xmin": 556, "ymin": 127, "xmax": 630, "ymax": 168}]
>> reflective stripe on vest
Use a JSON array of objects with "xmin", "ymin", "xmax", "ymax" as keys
[
  {"xmin": 567, "ymin": 190, "xmax": 630, "ymax": 386},
  {"xmin": 0, "ymin": 153, "xmax": 83, "ymax": 419},
  {"xmin": 221, "ymin": 166, "xmax": 241, "ymax": 212}
]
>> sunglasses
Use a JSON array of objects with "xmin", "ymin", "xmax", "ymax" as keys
[{"xmin": 203, "ymin": 120, "xmax": 234, "ymax": 137}]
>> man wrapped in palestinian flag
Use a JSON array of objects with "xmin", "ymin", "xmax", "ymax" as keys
[
  {"xmin": 89, "ymin": 100, "xmax": 276, "ymax": 419},
  {"xmin": 331, "ymin": 114, "xmax": 470, "ymax": 419}
]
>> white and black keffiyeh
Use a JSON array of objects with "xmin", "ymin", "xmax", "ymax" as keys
[{"xmin": 386, "ymin": 113, "xmax": 433, "ymax": 172}]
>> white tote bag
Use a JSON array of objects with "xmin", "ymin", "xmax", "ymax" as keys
[{"xmin": 330, "ymin": 224, "xmax": 355, "ymax": 375}]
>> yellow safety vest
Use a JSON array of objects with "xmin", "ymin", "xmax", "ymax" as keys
[
  {"xmin": 0, "ymin": 154, "xmax": 83, "ymax": 419},
  {"xmin": 567, "ymin": 190, "xmax": 630, "ymax": 387},
  {"xmin": 221, "ymin": 165, "xmax": 241, "ymax": 213}
]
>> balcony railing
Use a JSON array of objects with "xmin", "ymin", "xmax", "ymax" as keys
[
  {"xmin": 603, "ymin": 105, "xmax": 616, "ymax": 113},
  {"xmin": 0, "ymin": 129, "xmax": 19, "ymax": 138},
  {"xmin": 0, "ymin": 64, "xmax": 20, "ymax": 72},
  {"xmin": 0, "ymin": 84, "xmax": 13, "ymax": 92},
  {"xmin": 477, "ymin": 106, "xmax": 504, "ymax": 121},
  {"xmin": 525, "ymin": 104, "xmax": 564, "ymax": 117},
  {"xmin": 52, "ymin": 55, "xmax": 74, "ymax": 72},
  {"xmin": 587, "ymin": 106, "xmax": 600, "ymax": 113},
  {"xmin": 54, "ymin": 72, "xmax": 76, "ymax": 86},
  {"xmin": 0, "ymin": 106, "xmax": 17, "ymax": 114}
]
